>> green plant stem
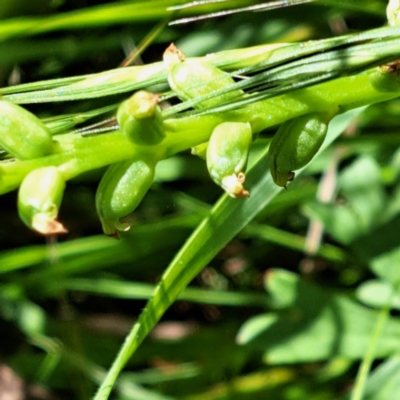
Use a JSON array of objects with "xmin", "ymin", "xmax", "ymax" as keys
[
  {"xmin": 350, "ymin": 286, "xmax": 397, "ymax": 400},
  {"xmin": 2, "ymin": 68, "xmax": 400, "ymax": 194},
  {"xmin": 0, "ymin": 132, "xmax": 164, "ymax": 194}
]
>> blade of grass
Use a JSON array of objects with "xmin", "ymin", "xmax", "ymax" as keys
[
  {"xmin": 0, "ymin": 0, "xmax": 257, "ymax": 42},
  {"xmin": 350, "ymin": 284, "xmax": 398, "ymax": 400},
  {"xmin": 0, "ymin": 235, "xmax": 117, "ymax": 274},
  {"xmin": 93, "ymin": 107, "xmax": 365, "ymax": 400},
  {"xmin": 5, "ymin": 24, "xmax": 400, "ymax": 103},
  {"xmin": 0, "ymin": 203, "xmax": 344, "ymax": 279},
  {"xmin": 168, "ymin": 0, "xmax": 316, "ymax": 25},
  {"xmin": 60, "ymin": 278, "xmax": 267, "ymax": 307},
  {"xmin": 245, "ymin": 223, "xmax": 345, "ymax": 261}
]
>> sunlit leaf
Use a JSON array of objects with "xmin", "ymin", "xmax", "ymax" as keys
[{"xmin": 237, "ymin": 269, "xmax": 400, "ymax": 364}]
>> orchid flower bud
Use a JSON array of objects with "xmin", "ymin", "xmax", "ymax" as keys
[
  {"xmin": 96, "ymin": 156, "xmax": 156, "ymax": 234},
  {"xmin": 268, "ymin": 112, "xmax": 333, "ymax": 187},
  {"xmin": 387, "ymin": 0, "xmax": 400, "ymax": 26},
  {"xmin": 207, "ymin": 122, "xmax": 252, "ymax": 197},
  {"xmin": 117, "ymin": 90, "xmax": 165, "ymax": 146},
  {"xmin": 163, "ymin": 43, "xmax": 243, "ymax": 109},
  {"xmin": 0, "ymin": 100, "xmax": 54, "ymax": 160},
  {"xmin": 18, "ymin": 167, "xmax": 66, "ymax": 235}
]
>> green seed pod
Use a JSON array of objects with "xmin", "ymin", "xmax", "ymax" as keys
[
  {"xmin": 163, "ymin": 43, "xmax": 243, "ymax": 109},
  {"xmin": 96, "ymin": 156, "xmax": 156, "ymax": 234},
  {"xmin": 269, "ymin": 112, "xmax": 332, "ymax": 187},
  {"xmin": 368, "ymin": 63, "xmax": 400, "ymax": 93},
  {"xmin": 117, "ymin": 90, "xmax": 165, "ymax": 146},
  {"xmin": 0, "ymin": 100, "xmax": 54, "ymax": 160},
  {"xmin": 18, "ymin": 167, "xmax": 66, "ymax": 235},
  {"xmin": 207, "ymin": 122, "xmax": 252, "ymax": 198}
]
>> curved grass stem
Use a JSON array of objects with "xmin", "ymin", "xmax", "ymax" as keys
[{"xmin": 2, "ymin": 67, "xmax": 400, "ymax": 195}]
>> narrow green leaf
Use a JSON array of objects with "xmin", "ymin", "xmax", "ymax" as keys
[
  {"xmin": 360, "ymin": 357, "xmax": 400, "ymax": 400},
  {"xmin": 59, "ymin": 278, "xmax": 267, "ymax": 307},
  {"xmin": 93, "ymin": 108, "xmax": 366, "ymax": 399}
]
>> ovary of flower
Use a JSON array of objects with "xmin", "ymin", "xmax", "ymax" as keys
[{"xmin": 387, "ymin": 0, "xmax": 400, "ymax": 26}]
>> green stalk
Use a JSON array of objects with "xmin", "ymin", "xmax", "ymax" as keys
[
  {"xmin": 350, "ymin": 286, "xmax": 397, "ymax": 400},
  {"xmin": 0, "ymin": 132, "xmax": 163, "ymax": 194},
  {"xmin": 163, "ymin": 68, "xmax": 400, "ymax": 153}
]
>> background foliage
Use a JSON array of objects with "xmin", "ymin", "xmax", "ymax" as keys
[{"xmin": 1, "ymin": 1, "xmax": 400, "ymax": 399}]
